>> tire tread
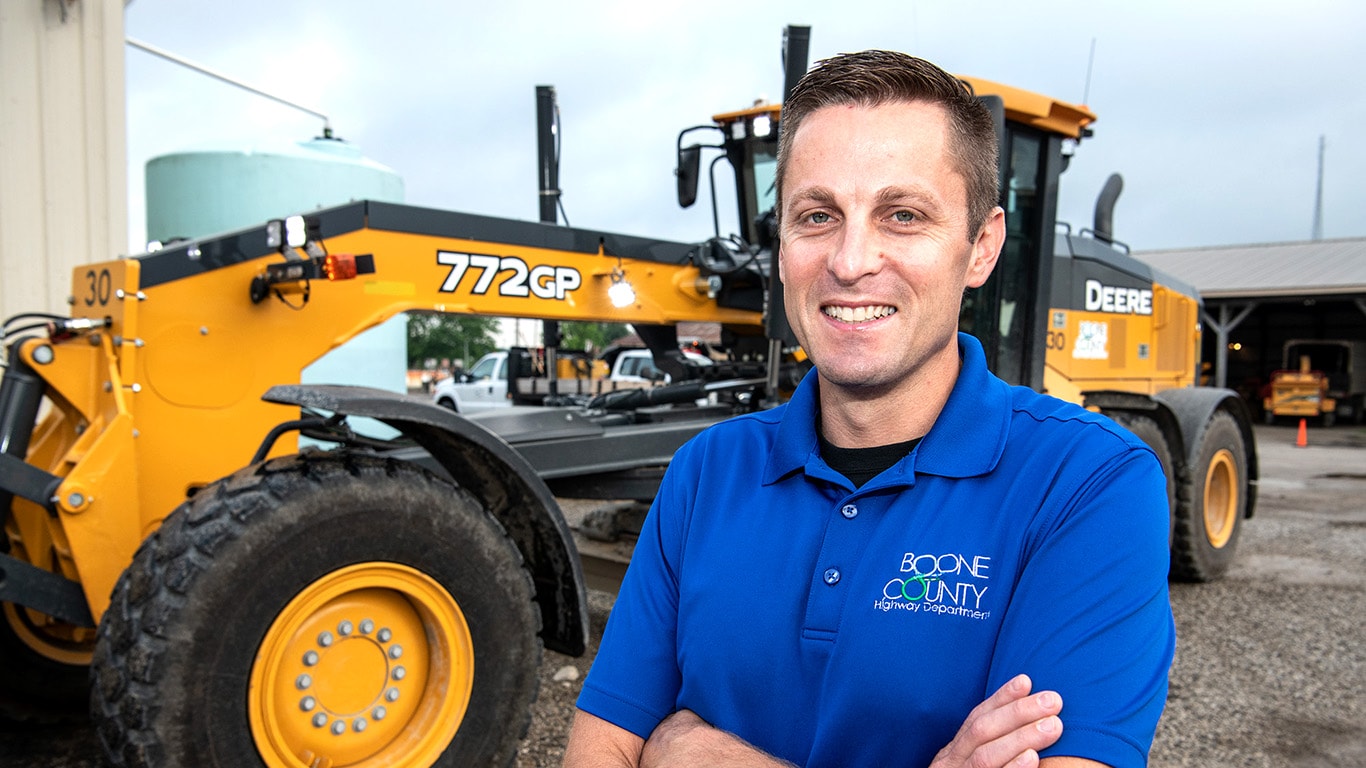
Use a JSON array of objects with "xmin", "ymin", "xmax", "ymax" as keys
[{"xmin": 91, "ymin": 453, "xmax": 541, "ymax": 767}]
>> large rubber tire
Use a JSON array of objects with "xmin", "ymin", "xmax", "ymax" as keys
[
  {"xmin": 0, "ymin": 601, "xmax": 92, "ymax": 722},
  {"xmin": 1170, "ymin": 410, "xmax": 1247, "ymax": 582},
  {"xmin": 1108, "ymin": 411, "xmax": 1178, "ymax": 549},
  {"xmin": 90, "ymin": 452, "xmax": 541, "ymax": 768}
]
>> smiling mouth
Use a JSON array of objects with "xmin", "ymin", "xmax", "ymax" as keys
[{"xmin": 822, "ymin": 305, "xmax": 897, "ymax": 323}]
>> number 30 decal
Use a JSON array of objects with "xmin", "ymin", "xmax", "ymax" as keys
[
  {"xmin": 83, "ymin": 268, "xmax": 113, "ymax": 307},
  {"xmin": 437, "ymin": 250, "xmax": 582, "ymax": 300}
]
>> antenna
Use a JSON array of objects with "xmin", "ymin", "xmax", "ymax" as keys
[
  {"xmin": 1311, "ymin": 135, "xmax": 1326, "ymax": 241},
  {"xmin": 1081, "ymin": 38, "xmax": 1097, "ymax": 106},
  {"xmin": 126, "ymin": 37, "xmax": 333, "ymax": 136}
]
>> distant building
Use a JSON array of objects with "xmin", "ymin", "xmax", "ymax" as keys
[{"xmin": 1138, "ymin": 237, "xmax": 1366, "ymax": 410}]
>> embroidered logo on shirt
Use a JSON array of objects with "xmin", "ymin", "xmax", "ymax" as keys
[{"xmin": 874, "ymin": 551, "xmax": 993, "ymax": 620}]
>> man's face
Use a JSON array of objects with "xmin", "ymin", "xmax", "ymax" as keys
[{"xmin": 778, "ymin": 100, "xmax": 1002, "ymax": 397}]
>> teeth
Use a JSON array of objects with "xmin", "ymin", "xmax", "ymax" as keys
[{"xmin": 824, "ymin": 305, "xmax": 896, "ymax": 323}]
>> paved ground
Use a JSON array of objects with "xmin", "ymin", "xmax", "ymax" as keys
[
  {"xmin": 2, "ymin": 423, "xmax": 1363, "ymax": 766},
  {"xmin": 1147, "ymin": 424, "xmax": 1366, "ymax": 767}
]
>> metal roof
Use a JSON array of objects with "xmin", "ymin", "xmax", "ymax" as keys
[{"xmin": 1135, "ymin": 237, "xmax": 1366, "ymax": 299}]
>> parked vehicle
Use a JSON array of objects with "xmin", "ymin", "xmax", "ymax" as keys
[
  {"xmin": 1264, "ymin": 338, "xmax": 1366, "ymax": 425},
  {"xmin": 431, "ymin": 347, "xmax": 713, "ymax": 411},
  {"xmin": 431, "ymin": 349, "xmax": 521, "ymax": 413}
]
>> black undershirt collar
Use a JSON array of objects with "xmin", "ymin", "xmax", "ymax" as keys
[{"xmin": 818, "ymin": 431, "xmax": 922, "ymax": 488}]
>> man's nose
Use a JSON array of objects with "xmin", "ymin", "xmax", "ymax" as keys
[{"xmin": 829, "ymin": 221, "xmax": 881, "ymax": 283}]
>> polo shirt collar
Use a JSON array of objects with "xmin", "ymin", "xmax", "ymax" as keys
[{"xmin": 762, "ymin": 333, "xmax": 1010, "ymax": 486}]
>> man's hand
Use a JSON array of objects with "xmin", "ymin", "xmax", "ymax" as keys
[
  {"xmin": 640, "ymin": 710, "xmax": 796, "ymax": 768},
  {"xmin": 930, "ymin": 675, "xmax": 1065, "ymax": 768}
]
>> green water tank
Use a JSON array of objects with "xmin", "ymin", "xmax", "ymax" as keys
[{"xmin": 146, "ymin": 134, "xmax": 403, "ymax": 241}]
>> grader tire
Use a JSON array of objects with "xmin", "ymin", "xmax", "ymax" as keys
[
  {"xmin": 1170, "ymin": 411, "xmax": 1247, "ymax": 582},
  {"xmin": 1108, "ymin": 411, "xmax": 1177, "ymax": 548},
  {"xmin": 90, "ymin": 453, "xmax": 541, "ymax": 768}
]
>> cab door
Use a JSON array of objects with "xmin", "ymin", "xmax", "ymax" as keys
[{"xmin": 959, "ymin": 118, "xmax": 1065, "ymax": 390}]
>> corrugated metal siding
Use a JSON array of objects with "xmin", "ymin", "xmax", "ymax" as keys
[
  {"xmin": 0, "ymin": 0, "xmax": 127, "ymax": 320},
  {"xmin": 1138, "ymin": 238, "xmax": 1366, "ymax": 298}
]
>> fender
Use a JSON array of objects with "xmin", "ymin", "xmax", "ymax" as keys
[
  {"xmin": 1154, "ymin": 387, "xmax": 1259, "ymax": 518},
  {"xmin": 261, "ymin": 384, "xmax": 589, "ymax": 656},
  {"xmin": 1086, "ymin": 389, "xmax": 1188, "ymax": 478}
]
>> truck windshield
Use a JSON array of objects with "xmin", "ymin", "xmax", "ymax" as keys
[{"xmin": 469, "ymin": 355, "xmax": 500, "ymax": 380}]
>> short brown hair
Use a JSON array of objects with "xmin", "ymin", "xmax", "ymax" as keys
[{"xmin": 776, "ymin": 50, "xmax": 999, "ymax": 239}]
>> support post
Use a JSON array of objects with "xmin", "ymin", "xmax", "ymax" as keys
[{"xmin": 1201, "ymin": 302, "xmax": 1257, "ymax": 389}]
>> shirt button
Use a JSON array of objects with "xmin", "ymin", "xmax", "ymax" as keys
[
  {"xmin": 823, "ymin": 568, "xmax": 841, "ymax": 586},
  {"xmin": 840, "ymin": 504, "xmax": 858, "ymax": 519}
]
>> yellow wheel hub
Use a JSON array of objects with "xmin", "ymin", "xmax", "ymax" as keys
[
  {"xmin": 249, "ymin": 563, "xmax": 473, "ymax": 768},
  {"xmin": 3, "ymin": 602, "xmax": 95, "ymax": 666},
  {"xmin": 1203, "ymin": 448, "xmax": 1239, "ymax": 549}
]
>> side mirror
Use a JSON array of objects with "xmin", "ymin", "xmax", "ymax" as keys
[{"xmin": 676, "ymin": 144, "xmax": 701, "ymax": 208}]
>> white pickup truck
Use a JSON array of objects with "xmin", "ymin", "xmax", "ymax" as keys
[
  {"xmin": 432, "ymin": 348, "xmax": 708, "ymax": 412},
  {"xmin": 431, "ymin": 350, "xmax": 517, "ymax": 412}
]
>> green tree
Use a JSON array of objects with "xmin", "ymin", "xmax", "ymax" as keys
[
  {"xmin": 559, "ymin": 321, "xmax": 630, "ymax": 355},
  {"xmin": 407, "ymin": 313, "xmax": 502, "ymax": 369}
]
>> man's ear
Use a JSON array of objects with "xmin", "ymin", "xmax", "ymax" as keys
[
  {"xmin": 777, "ymin": 242, "xmax": 787, "ymax": 283},
  {"xmin": 965, "ymin": 207, "xmax": 1005, "ymax": 289}
]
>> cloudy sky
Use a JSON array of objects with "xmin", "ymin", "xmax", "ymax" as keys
[{"xmin": 123, "ymin": 0, "xmax": 1366, "ymax": 257}]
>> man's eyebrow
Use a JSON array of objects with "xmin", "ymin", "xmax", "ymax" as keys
[
  {"xmin": 786, "ymin": 186, "xmax": 837, "ymax": 207},
  {"xmin": 875, "ymin": 185, "xmax": 943, "ymax": 210}
]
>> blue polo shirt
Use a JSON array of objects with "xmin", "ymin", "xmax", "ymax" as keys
[{"xmin": 578, "ymin": 333, "xmax": 1174, "ymax": 767}]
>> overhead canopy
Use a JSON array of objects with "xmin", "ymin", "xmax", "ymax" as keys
[{"xmin": 1137, "ymin": 237, "xmax": 1366, "ymax": 300}]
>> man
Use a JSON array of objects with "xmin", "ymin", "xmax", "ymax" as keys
[{"xmin": 564, "ymin": 50, "xmax": 1174, "ymax": 768}]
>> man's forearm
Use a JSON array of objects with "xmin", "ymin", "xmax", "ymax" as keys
[
  {"xmin": 563, "ymin": 710, "xmax": 645, "ymax": 768},
  {"xmin": 568, "ymin": 676, "xmax": 1077, "ymax": 768},
  {"xmin": 640, "ymin": 710, "xmax": 796, "ymax": 768}
]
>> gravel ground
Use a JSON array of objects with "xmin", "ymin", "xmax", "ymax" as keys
[{"xmin": 3, "ymin": 424, "xmax": 1362, "ymax": 767}]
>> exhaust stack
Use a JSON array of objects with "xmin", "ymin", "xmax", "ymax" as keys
[{"xmin": 1093, "ymin": 172, "xmax": 1124, "ymax": 243}]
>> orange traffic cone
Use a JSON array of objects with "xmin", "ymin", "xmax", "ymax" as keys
[{"xmin": 1296, "ymin": 418, "xmax": 1308, "ymax": 448}]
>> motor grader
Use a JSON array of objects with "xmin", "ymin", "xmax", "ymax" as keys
[{"xmin": 1, "ymin": 29, "xmax": 1255, "ymax": 768}]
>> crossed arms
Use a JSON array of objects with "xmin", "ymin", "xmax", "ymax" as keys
[{"xmin": 562, "ymin": 674, "xmax": 1106, "ymax": 768}]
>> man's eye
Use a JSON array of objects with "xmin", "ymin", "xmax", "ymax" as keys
[
  {"xmin": 808, "ymin": 212, "xmax": 831, "ymax": 224},
  {"xmin": 892, "ymin": 210, "xmax": 915, "ymax": 223}
]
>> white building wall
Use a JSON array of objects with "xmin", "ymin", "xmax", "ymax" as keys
[{"xmin": 0, "ymin": 0, "xmax": 127, "ymax": 321}]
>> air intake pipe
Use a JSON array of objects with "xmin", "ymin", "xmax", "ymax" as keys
[{"xmin": 1093, "ymin": 172, "xmax": 1124, "ymax": 243}]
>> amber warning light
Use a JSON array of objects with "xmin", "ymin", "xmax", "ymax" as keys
[
  {"xmin": 250, "ymin": 253, "xmax": 375, "ymax": 304},
  {"xmin": 322, "ymin": 252, "xmax": 372, "ymax": 281}
]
